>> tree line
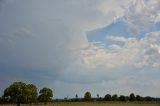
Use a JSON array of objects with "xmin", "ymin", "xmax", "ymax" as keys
[
  {"xmin": 57, "ymin": 92, "xmax": 159, "ymax": 102},
  {"xmin": 0, "ymin": 81, "xmax": 159, "ymax": 106},
  {"xmin": 82, "ymin": 92, "xmax": 155, "ymax": 102}
]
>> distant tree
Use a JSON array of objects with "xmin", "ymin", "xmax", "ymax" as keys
[
  {"xmin": 104, "ymin": 94, "xmax": 112, "ymax": 101},
  {"xmin": 97, "ymin": 94, "xmax": 99, "ymax": 98},
  {"xmin": 144, "ymin": 96, "xmax": 152, "ymax": 101},
  {"xmin": 38, "ymin": 87, "xmax": 53, "ymax": 104},
  {"xmin": 136, "ymin": 95, "xmax": 143, "ymax": 101},
  {"xmin": 96, "ymin": 94, "xmax": 100, "ymax": 101},
  {"xmin": 129, "ymin": 93, "xmax": 136, "ymax": 101},
  {"xmin": 125, "ymin": 96, "xmax": 129, "ymax": 101},
  {"xmin": 0, "ymin": 97, "xmax": 2, "ymax": 104},
  {"xmin": 119, "ymin": 95, "xmax": 126, "ymax": 101},
  {"xmin": 3, "ymin": 82, "xmax": 27, "ymax": 106},
  {"xmin": 112, "ymin": 94, "xmax": 118, "ymax": 101},
  {"xmin": 75, "ymin": 94, "xmax": 78, "ymax": 101},
  {"xmin": 84, "ymin": 92, "xmax": 91, "ymax": 101},
  {"xmin": 75, "ymin": 94, "xmax": 78, "ymax": 99}
]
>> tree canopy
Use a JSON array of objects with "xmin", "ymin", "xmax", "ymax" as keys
[
  {"xmin": 38, "ymin": 87, "xmax": 53, "ymax": 104},
  {"xmin": 129, "ymin": 93, "xmax": 136, "ymax": 101},
  {"xmin": 84, "ymin": 91, "xmax": 92, "ymax": 101},
  {"xmin": 26, "ymin": 84, "xmax": 38, "ymax": 104},
  {"xmin": 104, "ymin": 94, "xmax": 112, "ymax": 101},
  {"xmin": 119, "ymin": 95, "xmax": 126, "ymax": 101},
  {"xmin": 112, "ymin": 94, "xmax": 118, "ymax": 101},
  {"xmin": 3, "ymin": 82, "xmax": 38, "ymax": 106}
]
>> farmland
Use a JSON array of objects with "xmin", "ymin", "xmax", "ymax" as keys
[
  {"xmin": 1, "ymin": 102, "xmax": 160, "ymax": 106},
  {"xmin": 53, "ymin": 102, "xmax": 160, "ymax": 106}
]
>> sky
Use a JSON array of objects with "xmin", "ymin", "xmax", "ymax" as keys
[{"xmin": 0, "ymin": 0, "xmax": 160, "ymax": 98}]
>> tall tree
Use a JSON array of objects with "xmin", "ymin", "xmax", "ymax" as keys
[
  {"xmin": 136, "ymin": 95, "xmax": 142, "ymax": 101},
  {"xmin": 84, "ymin": 92, "xmax": 92, "ymax": 101},
  {"xmin": 112, "ymin": 94, "xmax": 118, "ymax": 101},
  {"xmin": 104, "ymin": 94, "xmax": 111, "ymax": 101},
  {"xmin": 0, "ymin": 97, "xmax": 2, "ymax": 104},
  {"xmin": 3, "ymin": 82, "xmax": 38, "ymax": 106},
  {"xmin": 119, "ymin": 95, "xmax": 126, "ymax": 101},
  {"xmin": 97, "ymin": 94, "xmax": 99, "ymax": 98},
  {"xmin": 129, "ymin": 93, "xmax": 136, "ymax": 101},
  {"xmin": 144, "ymin": 96, "xmax": 152, "ymax": 101},
  {"xmin": 38, "ymin": 87, "xmax": 53, "ymax": 104},
  {"xmin": 3, "ymin": 82, "xmax": 27, "ymax": 106},
  {"xmin": 26, "ymin": 84, "xmax": 38, "ymax": 104},
  {"xmin": 75, "ymin": 94, "xmax": 78, "ymax": 99}
]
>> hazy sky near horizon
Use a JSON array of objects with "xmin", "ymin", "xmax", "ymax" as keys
[{"xmin": 0, "ymin": 0, "xmax": 160, "ymax": 98}]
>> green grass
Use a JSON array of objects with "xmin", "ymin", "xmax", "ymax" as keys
[
  {"xmin": 1, "ymin": 102, "xmax": 160, "ymax": 106},
  {"xmin": 53, "ymin": 102, "xmax": 160, "ymax": 106}
]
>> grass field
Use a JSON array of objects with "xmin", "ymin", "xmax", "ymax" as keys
[
  {"xmin": 1, "ymin": 102, "xmax": 160, "ymax": 106},
  {"xmin": 53, "ymin": 102, "xmax": 160, "ymax": 106}
]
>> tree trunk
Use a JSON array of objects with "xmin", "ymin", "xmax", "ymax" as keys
[{"xmin": 17, "ymin": 102, "xmax": 20, "ymax": 106}]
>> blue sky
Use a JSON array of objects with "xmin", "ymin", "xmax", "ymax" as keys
[
  {"xmin": 0, "ymin": 0, "xmax": 160, "ymax": 98},
  {"xmin": 87, "ymin": 19, "xmax": 160, "ymax": 44}
]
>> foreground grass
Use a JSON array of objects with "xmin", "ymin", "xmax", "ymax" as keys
[
  {"xmin": 1, "ymin": 102, "xmax": 160, "ymax": 106},
  {"xmin": 54, "ymin": 102, "xmax": 160, "ymax": 106}
]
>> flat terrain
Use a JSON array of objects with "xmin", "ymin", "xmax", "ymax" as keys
[
  {"xmin": 1, "ymin": 102, "xmax": 160, "ymax": 106},
  {"xmin": 53, "ymin": 102, "xmax": 160, "ymax": 106}
]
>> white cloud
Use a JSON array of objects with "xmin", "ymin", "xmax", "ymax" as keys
[
  {"xmin": 107, "ymin": 36, "xmax": 137, "ymax": 44},
  {"xmin": 78, "ymin": 29, "xmax": 160, "ymax": 97},
  {"xmin": 124, "ymin": 0, "xmax": 160, "ymax": 35},
  {"xmin": 0, "ymin": 0, "xmax": 132, "ymax": 97},
  {"xmin": 0, "ymin": 0, "xmax": 160, "ymax": 98},
  {"xmin": 81, "ymin": 31, "xmax": 160, "ymax": 70}
]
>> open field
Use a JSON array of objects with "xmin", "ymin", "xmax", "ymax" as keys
[
  {"xmin": 1, "ymin": 102, "xmax": 160, "ymax": 106},
  {"xmin": 53, "ymin": 102, "xmax": 160, "ymax": 106}
]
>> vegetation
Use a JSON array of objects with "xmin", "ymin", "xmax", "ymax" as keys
[
  {"xmin": 119, "ymin": 95, "xmax": 126, "ymax": 101},
  {"xmin": 1, "ymin": 102, "xmax": 160, "ymax": 106},
  {"xmin": 52, "ymin": 102, "xmax": 160, "ymax": 106},
  {"xmin": 2, "ymin": 82, "xmax": 37, "ymax": 106},
  {"xmin": 136, "ymin": 95, "xmax": 143, "ymax": 101},
  {"xmin": 129, "ymin": 93, "xmax": 136, "ymax": 101},
  {"xmin": 0, "ymin": 81, "xmax": 160, "ymax": 106},
  {"xmin": 104, "ymin": 94, "xmax": 112, "ymax": 101},
  {"xmin": 112, "ymin": 94, "xmax": 118, "ymax": 101},
  {"xmin": 84, "ymin": 92, "xmax": 91, "ymax": 101},
  {"xmin": 26, "ymin": 84, "xmax": 38, "ymax": 104},
  {"xmin": 38, "ymin": 88, "xmax": 53, "ymax": 104},
  {"xmin": 2, "ymin": 81, "xmax": 52, "ymax": 106}
]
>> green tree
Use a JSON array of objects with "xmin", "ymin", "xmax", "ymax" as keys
[
  {"xmin": 75, "ymin": 94, "xmax": 78, "ymax": 101},
  {"xmin": 112, "ymin": 94, "xmax": 118, "ymax": 101},
  {"xmin": 3, "ymin": 82, "xmax": 27, "ymax": 106},
  {"xmin": 129, "ymin": 93, "xmax": 136, "ymax": 101},
  {"xmin": 136, "ymin": 95, "xmax": 143, "ymax": 101},
  {"xmin": 0, "ymin": 97, "xmax": 2, "ymax": 104},
  {"xmin": 97, "ymin": 94, "xmax": 99, "ymax": 99},
  {"xmin": 38, "ymin": 87, "xmax": 53, "ymax": 104},
  {"xmin": 26, "ymin": 84, "xmax": 38, "ymax": 104},
  {"xmin": 104, "ymin": 94, "xmax": 111, "ymax": 101},
  {"xmin": 75, "ymin": 94, "xmax": 78, "ymax": 99},
  {"xmin": 144, "ymin": 96, "xmax": 152, "ymax": 101},
  {"xmin": 3, "ymin": 82, "xmax": 38, "ymax": 106},
  {"xmin": 84, "ymin": 91, "xmax": 91, "ymax": 101},
  {"xmin": 119, "ymin": 95, "xmax": 126, "ymax": 101}
]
